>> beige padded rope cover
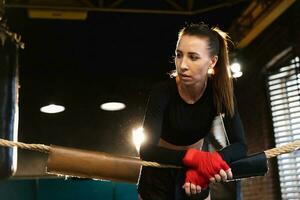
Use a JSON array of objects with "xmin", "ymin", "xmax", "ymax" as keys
[{"xmin": 47, "ymin": 145, "xmax": 141, "ymax": 183}]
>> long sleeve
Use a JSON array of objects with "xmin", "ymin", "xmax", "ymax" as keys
[
  {"xmin": 139, "ymin": 81, "xmax": 187, "ymax": 166},
  {"xmin": 140, "ymin": 143, "xmax": 186, "ymax": 166},
  {"xmin": 218, "ymin": 98, "xmax": 248, "ymax": 163}
]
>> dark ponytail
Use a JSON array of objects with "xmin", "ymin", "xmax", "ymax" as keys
[{"xmin": 211, "ymin": 27, "xmax": 234, "ymax": 117}]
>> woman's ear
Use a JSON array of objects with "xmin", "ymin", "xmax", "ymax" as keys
[{"xmin": 210, "ymin": 55, "xmax": 218, "ymax": 68}]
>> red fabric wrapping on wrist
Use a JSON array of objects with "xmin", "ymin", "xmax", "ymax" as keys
[{"xmin": 183, "ymin": 149, "xmax": 230, "ymax": 179}]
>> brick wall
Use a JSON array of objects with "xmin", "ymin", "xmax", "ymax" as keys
[{"xmin": 233, "ymin": 2, "xmax": 300, "ymax": 199}]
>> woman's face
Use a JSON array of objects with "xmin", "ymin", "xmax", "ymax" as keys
[{"xmin": 175, "ymin": 35, "xmax": 217, "ymax": 86}]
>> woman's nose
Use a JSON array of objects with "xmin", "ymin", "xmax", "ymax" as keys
[{"xmin": 179, "ymin": 58, "xmax": 189, "ymax": 70}]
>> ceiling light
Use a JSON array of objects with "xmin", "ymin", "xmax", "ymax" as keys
[
  {"xmin": 40, "ymin": 104, "xmax": 65, "ymax": 114},
  {"xmin": 100, "ymin": 102, "xmax": 126, "ymax": 111}
]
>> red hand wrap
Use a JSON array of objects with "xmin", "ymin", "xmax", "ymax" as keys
[
  {"xmin": 183, "ymin": 149, "xmax": 230, "ymax": 179},
  {"xmin": 185, "ymin": 169, "xmax": 209, "ymax": 189}
]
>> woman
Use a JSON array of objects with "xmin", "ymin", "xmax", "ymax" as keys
[{"xmin": 137, "ymin": 22, "xmax": 247, "ymax": 200}]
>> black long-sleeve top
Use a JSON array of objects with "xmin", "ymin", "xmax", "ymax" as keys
[{"xmin": 139, "ymin": 78, "xmax": 247, "ymax": 166}]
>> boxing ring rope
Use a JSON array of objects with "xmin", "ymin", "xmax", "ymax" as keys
[
  {"xmin": 0, "ymin": 138, "xmax": 179, "ymax": 168},
  {"xmin": 1, "ymin": 138, "xmax": 300, "ymax": 165},
  {"xmin": 0, "ymin": 138, "xmax": 300, "ymax": 183},
  {"xmin": 0, "ymin": 138, "xmax": 50, "ymax": 153}
]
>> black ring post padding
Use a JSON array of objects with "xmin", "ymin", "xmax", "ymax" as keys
[
  {"xmin": 0, "ymin": 34, "xmax": 18, "ymax": 179},
  {"xmin": 230, "ymin": 152, "xmax": 268, "ymax": 179}
]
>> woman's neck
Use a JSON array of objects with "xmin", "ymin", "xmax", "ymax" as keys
[{"xmin": 176, "ymin": 77, "xmax": 208, "ymax": 104}]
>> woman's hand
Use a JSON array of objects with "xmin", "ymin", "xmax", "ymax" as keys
[
  {"xmin": 183, "ymin": 167, "xmax": 233, "ymax": 196},
  {"xmin": 182, "ymin": 149, "xmax": 231, "ymax": 186}
]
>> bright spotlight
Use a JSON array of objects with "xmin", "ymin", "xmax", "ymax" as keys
[
  {"xmin": 40, "ymin": 104, "xmax": 65, "ymax": 114},
  {"xmin": 132, "ymin": 127, "xmax": 146, "ymax": 153},
  {"xmin": 230, "ymin": 62, "xmax": 241, "ymax": 73},
  {"xmin": 232, "ymin": 71, "xmax": 243, "ymax": 78}
]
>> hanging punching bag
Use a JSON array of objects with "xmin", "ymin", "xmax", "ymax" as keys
[{"xmin": 0, "ymin": 29, "xmax": 19, "ymax": 179}]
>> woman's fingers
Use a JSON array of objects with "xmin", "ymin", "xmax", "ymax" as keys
[
  {"xmin": 226, "ymin": 168, "xmax": 233, "ymax": 180},
  {"xmin": 183, "ymin": 182, "xmax": 202, "ymax": 196},
  {"xmin": 210, "ymin": 168, "xmax": 232, "ymax": 183},
  {"xmin": 214, "ymin": 174, "xmax": 222, "ymax": 182},
  {"xmin": 184, "ymin": 182, "xmax": 191, "ymax": 196},
  {"xmin": 219, "ymin": 169, "xmax": 227, "ymax": 181},
  {"xmin": 196, "ymin": 185, "xmax": 202, "ymax": 193},
  {"xmin": 209, "ymin": 177, "xmax": 216, "ymax": 183},
  {"xmin": 190, "ymin": 183, "xmax": 197, "ymax": 194}
]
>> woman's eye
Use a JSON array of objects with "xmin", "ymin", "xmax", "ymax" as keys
[
  {"xmin": 175, "ymin": 54, "xmax": 182, "ymax": 59},
  {"xmin": 190, "ymin": 55, "xmax": 199, "ymax": 61}
]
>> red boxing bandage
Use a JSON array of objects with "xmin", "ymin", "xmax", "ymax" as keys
[
  {"xmin": 183, "ymin": 149, "xmax": 230, "ymax": 179},
  {"xmin": 185, "ymin": 169, "xmax": 209, "ymax": 189}
]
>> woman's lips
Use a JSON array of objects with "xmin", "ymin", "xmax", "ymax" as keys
[{"xmin": 180, "ymin": 73, "xmax": 191, "ymax": 78}]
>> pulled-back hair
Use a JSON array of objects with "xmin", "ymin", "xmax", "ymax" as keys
[{"xmin": 176, "ymin": 22, "xmax": 234, "ymax": 116}]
